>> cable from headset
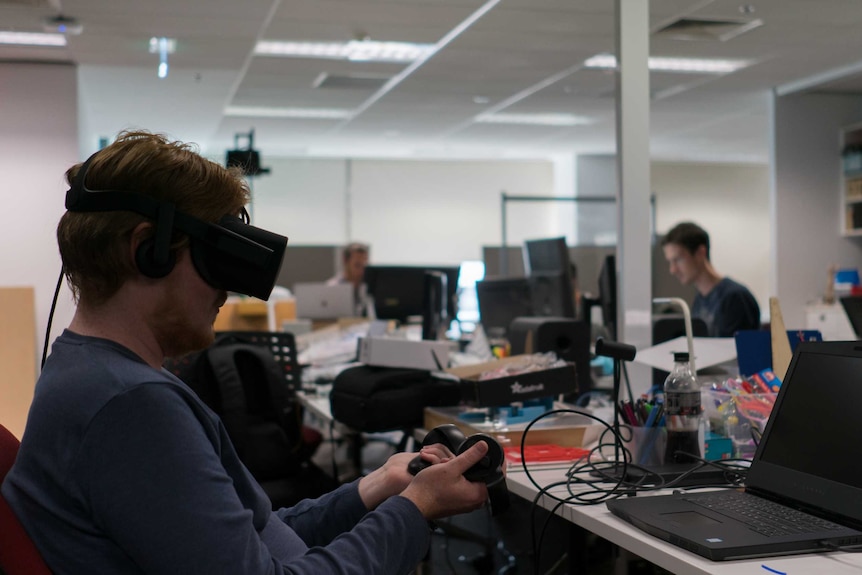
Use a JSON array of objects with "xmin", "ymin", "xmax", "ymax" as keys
[
  {"xmin": 518, "ymin": 408, "xmax": 633, "ymax": 506},
  {"xmin": 529, "ymin": 484, "xmax": 572, "ymax": 574},
  {"xmin": 41, "ymin": 267, "xmax": 65, "ymax": 369}
]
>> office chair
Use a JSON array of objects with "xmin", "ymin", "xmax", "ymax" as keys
[{"xmin": 0, "ymin": 423, "xmax": 52, "ymax": 575}]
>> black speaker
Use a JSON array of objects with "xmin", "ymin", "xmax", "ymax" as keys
[
  {"xmin": 226, "ymin": 149, "xmax": 268, "ymax": 176},
  {"xmin": 508, "ymin": 317, "xmax": 592, "ymax": 397}
]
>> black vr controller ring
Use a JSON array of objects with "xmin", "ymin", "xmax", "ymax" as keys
[{"xmin": 408, "ymin": 424, "xmax": 510, "ymax": 515}]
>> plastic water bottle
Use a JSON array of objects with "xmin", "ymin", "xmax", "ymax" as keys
[{"xmin": 663, "ymin": 352, "xmax": 702, "ymax": 464}]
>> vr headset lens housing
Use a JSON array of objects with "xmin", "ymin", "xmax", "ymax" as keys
[{"xmin": 190, "ymin": 216, "xmax": 287, "ymax": 300}]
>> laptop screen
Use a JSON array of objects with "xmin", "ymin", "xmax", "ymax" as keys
[{"xmin": 747, "ymin": 342, "xmax": 862, "ymax": 525}]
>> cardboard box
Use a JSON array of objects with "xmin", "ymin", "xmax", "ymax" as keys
[
  {"xmin": 358, "ymin": 337, "xmax": 451, "ymax": 371},
  {"xmin": 423, "ymin": 406, "xmax": 598, "ymax": 448},
  {"xmin": 446, "ymin": 355, "xmax": 577, "ymax": 407}
]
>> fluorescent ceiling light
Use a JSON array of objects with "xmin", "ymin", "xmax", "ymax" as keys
[
  {"xmin": 476, "ymin": 113, "xmax": 593, "ymax": 127},
  {"xmin": 0, "ymin": 31, "xmax": 66, "ymax": 47},
  {"xmin": 225, "ymin": 106, "xmax": 352, "ymax": 120},
  {"xmin": 254, "ymin": 40, "xmax": 435, "ymax": 63},
  {"xmin": 584, "ymin": 53, "xmax": 750, "ymax": 74},
  {"xmin": 148, "ymin": 37, "xmax": 176, "ymax": 54}
]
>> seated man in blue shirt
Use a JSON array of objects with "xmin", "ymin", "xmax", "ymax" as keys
[
  {"xmin": 2, "ymin": 130, "xmax": 489, "ymax": 575},
  {"xmin": 661, "ymin": 221, "xmax": 761, "ymax": 337}
]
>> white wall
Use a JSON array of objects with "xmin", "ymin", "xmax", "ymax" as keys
[
  {"xmin": 772, "ymin": 91, "xmax": 862, "ymax": 327},
  {"xmin": 652, "ymin": 162, "xmax": 771, "ymax": 320},
  {"xmin": 252, "ymin": 158, "xmax": 556, "ymax": 265},
  {"xmin": 245, "ymin": 158, "xmax": 348, "ymax": 244},
  {"xmin": 1, "ymin": 62, "xmax": 79, "ymax": 372}
]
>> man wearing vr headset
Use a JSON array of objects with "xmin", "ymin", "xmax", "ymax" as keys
[{"xmin": 2, "ymin": 131, "xmax": 489, "ymax": 574}]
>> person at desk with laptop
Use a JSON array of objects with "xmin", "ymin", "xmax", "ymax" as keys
[
  {"xmin": 327, "ymin": 241, "xmax": 372, "ymax": 316},
  {"xmin": 662, "ymin": 221, "xmax": 760, "ymax": 337},
  {"xmin": 2, "ymin": 131, "xmax": 490, "ymax": 574}
]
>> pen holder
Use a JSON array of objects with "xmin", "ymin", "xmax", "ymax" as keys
[{"xmin": 620, "ymin": 425, "xmax": 667, "ymax": 467}]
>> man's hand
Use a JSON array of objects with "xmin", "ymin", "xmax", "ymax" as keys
[
  {"xmin": 358, "ymin": 444, "xmax": 453, "ymax": 510},
  {"xmin": 399, "ymin": 440, "xmax": 489, "ymax": 520}
]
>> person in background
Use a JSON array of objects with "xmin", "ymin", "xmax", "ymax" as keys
[
  {"xmin": 327, "ymin": 242, "xmax": 371, "ymax": 316},
  {"xmin": 2, "ymin": 131, "xmax": 489, "ymax": 574},
  {"xmin": 661, "ymin": 221, "xmax": 761, "ymax": 337}
]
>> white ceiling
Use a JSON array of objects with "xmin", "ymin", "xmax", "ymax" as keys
[{"xmin": 4, "ymin": 0, "xmax": 862, "ymax": 162}]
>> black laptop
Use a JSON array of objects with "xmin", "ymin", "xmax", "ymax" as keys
[{"xmin": 606, "ymin": 341, "xmax": 862, "ymax": 561}]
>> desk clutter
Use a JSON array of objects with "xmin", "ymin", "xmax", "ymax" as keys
[{"xmin": 329, "ymin": 351, "xmax": 580, "ymax": 435}]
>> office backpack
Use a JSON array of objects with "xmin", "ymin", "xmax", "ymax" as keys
[
  {"xmin": 330, "ymin": 365, "xmax": 463, "ymax": 432},
  {"xmin": 165, "ymin": 333, "xmax": 306, "ymax": 480}
]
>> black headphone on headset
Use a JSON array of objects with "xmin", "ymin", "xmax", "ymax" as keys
[{"xmin": 65, "ymin": 154, "xmax": 288, "ymax": 299}]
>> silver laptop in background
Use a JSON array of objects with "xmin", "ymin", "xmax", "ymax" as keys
[{"xmin": 294, "ymin": 282, "xmax": 356, "ymax": 319}]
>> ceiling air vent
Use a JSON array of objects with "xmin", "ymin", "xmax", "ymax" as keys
[
  {"xmin": 313, "ymin": 72, "xmax": 390, "ymax": 90},
  {"xmin": 654, "ymin": 17, "xmax": 763, "ymax": 42},
  {"xmin": 0, "ymin": 0, "xmax": 49, "ymax": 5}
]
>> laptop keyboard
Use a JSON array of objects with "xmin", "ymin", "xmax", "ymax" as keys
[{"xmin": 686, "ymin": 491, "xmax": 845, "ymax": 538}]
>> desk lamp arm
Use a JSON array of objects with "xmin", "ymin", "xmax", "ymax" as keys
[{"xmin": 653, "ymin": 297, "xmax": 696, "ymax": 374}]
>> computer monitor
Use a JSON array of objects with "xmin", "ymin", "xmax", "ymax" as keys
[
  {"xmin": 597, "ymin": 254, "xmax": 617, "ymax": 339},
  {"xmin": 840, "ymin": 296, "xmax": 862, "ymax": 338},
  {"xmin": 475, "ymin": 277, "xmax": 533, "ymax": 337},
  {"xmin": 523, "ymin": 237, "xmax": 576, "ymax": 320},
  {"xmin": 424, "ymin": 265, "xmax": 461, "ymax": 321},
  {"xmin": 529, "ymin": 272, "xmax": 576, "ymax": 318},
  {"xmin": 524, "ymin": 237, "xmax": 570, "ymax": 275},
  {"xmin": 422, "ymin": 271, "xmax": 448, "ymax": 341},
  {"xmin": 364, "ymin": 265, "xmax": 461, "ymax": 325}
]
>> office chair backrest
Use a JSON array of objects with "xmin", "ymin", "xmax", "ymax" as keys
[{"xmin": 0, "ymin": 423, "xmax": 52, "ymax": 574}]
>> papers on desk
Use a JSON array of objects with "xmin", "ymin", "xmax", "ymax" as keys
[
  {"xmin": 633, "ymin": 336, "xmax": 737, "ymax": 374},
  {"xmin": 296, "ymin": 321, "xmax": 369, "ymax": 367}
]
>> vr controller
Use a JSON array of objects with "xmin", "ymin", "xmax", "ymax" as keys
[{"xmin": 409, "ymin": 424, "xmax": 510, "ymax": 515}]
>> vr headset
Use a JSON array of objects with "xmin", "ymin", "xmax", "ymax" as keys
[{"xmin": 65, "ymin": 155, "xmax": 287, "ymax": 300}]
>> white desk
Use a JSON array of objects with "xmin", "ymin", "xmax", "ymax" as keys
[{"xmin": 506, "ymin": 466, "xmax": 862, "ymax": 575}]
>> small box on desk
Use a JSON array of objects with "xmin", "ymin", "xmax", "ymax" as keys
[
  {"xmin": 423, "ymin": 406, "xmax": 596, "ymax": 448},
  {"xmin": 357, "ymin": 337, "xmax": 451, "ymax": 371},
  {"xmin": 446, "ymin": 355, "xmax": 577, "ymax": 407}
]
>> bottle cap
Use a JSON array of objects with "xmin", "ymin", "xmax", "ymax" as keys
[{"xmin": 672, "ymin": 351, "xmax": 690, "ymax": 363}]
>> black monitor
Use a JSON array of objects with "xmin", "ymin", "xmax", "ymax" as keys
[
  {"xmin": 422, "ymin": 271, "xmax": 447, "ymax": 341},
  {"xmin": 364, "ymin": 265, "xmax": 460, "ymax": 325},
  {"xmin": 424, "ymin": 265, "xmax": 461, "ymax": 321},
  {"xmin": 597, "ymin": 254, "xmax": 617, "ymax": 339},
  {"xmin": 524, "ymin": 237, "xmax": 570, "ymax": 275},
  {"xmin": 840, "ymin": 296, "xmax": 862, "ymax": 338},
  {"xmin": 523, "ymin": 237, "xmax": 576, "ymax": 320},
  {"xmin": 476, "ymin": 277, "xmax": 533, "ymax": 337},
  {"xmin": 529, "ymin": 272, "xmax": 576, "ymax": 318}
]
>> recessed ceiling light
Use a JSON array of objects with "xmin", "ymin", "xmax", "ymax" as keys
[
  {"xmin": 0, "ymin": 31, "xmax": 66, "ymax": 47},
  {"xmin": 584, "ymin": 53, "xmax": 750, "ymax": 74},
  {"xmin": 473, "ymin": 96, "xmax": 491, "ymax": 104},
  {"xmin": 254, "ymin": 40, "xmax": 435, "ymax": 63},
  {"xmin": 225, "ymin": 106, "xmax": 353, "ymax": 119},
  {"xmin": 475, "ymin": 113, "xmax": 593, "ymax": 127}
]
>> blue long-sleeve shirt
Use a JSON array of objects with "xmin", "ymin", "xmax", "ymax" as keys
[{"xmin": 2, "ymin": 330, "xmax": 430, "ymax": 574}]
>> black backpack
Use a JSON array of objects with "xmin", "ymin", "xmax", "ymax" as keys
[{"xmin": 164, "ymin": 332, "xmax": 305, "ymax": 480}]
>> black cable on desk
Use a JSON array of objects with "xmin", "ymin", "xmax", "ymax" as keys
[{"xmin": 818, "ymin": 540, "xmax": 862, "ymax": 553}]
